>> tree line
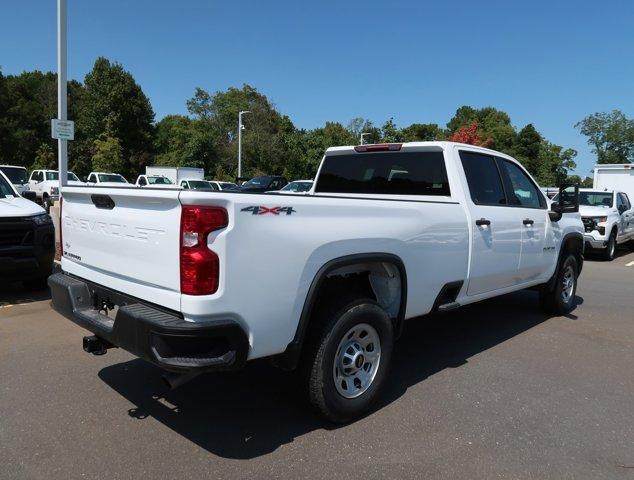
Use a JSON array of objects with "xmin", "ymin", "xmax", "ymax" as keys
[{"xmin": 1, "ymin": 57, "xmax": 633, "ymax": 186}]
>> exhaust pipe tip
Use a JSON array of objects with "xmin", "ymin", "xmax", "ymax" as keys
[{"xmin": 162, "ymin": 371, "xmax": 200, "ymax": 390}]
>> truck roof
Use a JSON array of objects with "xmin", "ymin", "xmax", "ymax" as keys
[{"xmin": 325, "ymin": 141, "xmax": 513, "ymax": 157}]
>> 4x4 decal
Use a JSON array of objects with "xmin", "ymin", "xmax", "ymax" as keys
[{"xmin": 241, "ymin": 206, "xmax": 296, "ymax": 216}]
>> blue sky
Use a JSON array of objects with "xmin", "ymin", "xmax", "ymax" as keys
[{"xmin": 1, "ymin": 0, "xmax": 633, "ymax": 176}]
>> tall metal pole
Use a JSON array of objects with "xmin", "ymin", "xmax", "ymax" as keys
[
  {"xmin": 57, "ymin": 0, "xmax": 68, "ymax": 187},
  {"xmin": 237, "ymin": 110, "xmax": 250, "ymax": 180}
]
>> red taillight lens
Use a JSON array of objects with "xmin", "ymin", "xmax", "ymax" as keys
[
  {"xmin": 354, "ymin": 143, "xmax": 402, "ymax": 152},
  {"xmin": 180, "ymin": 206, "xmax": 228, "ymax": 295}
]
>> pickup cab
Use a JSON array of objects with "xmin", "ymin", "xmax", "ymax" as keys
[
  {"xmin": 49, "ymin": 142, "xmax": 584, "ymax": 422},
  {"xmin": 0, "ymin": 170, "xmax": 55, "ymax": 289},
  {"xmin": 564, "ymin": 188, "xmax": 634, "ymax": 260},
  {"xmin": 29, "ymin": 169, "xmax": 84, "ymax": 211},
  {"xmin": 135, "ymin": 174, "xmax": 176, "ymax": 188},
  {"xmin": 86, "ymin": 172, "xmax": 129, "ymax": 187}
]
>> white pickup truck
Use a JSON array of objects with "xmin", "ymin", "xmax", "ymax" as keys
[
  {"xmin": 28, "ymin": 169, "xmax": 84, "ymax": 211},
  {"xmin": 49, "ymin": 142, "xmax": 584, "ymax": 422},
  {"xmin": 566, "ymin": 188, "xmax": 634, "ymax": 260}
]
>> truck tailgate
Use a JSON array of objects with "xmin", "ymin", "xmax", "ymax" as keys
[{"xmin": 60, "ymin": 187, "xmax": 182, "ymax": 309}]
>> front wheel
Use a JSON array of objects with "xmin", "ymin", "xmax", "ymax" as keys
[
  {"xmin": 601, "ymin": 231, "xmax": 616, "ymax": 261},
  {"xmin": 302, "ymin": 298, "xmax": 394, "ymax": 423},
  {"xmin": 539, "ymin": 254, "xmax": 578, "ymax": 314}
]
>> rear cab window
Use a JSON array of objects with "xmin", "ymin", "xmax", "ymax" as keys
[{"xmin": 315, "ymin": 150, "xmax": 450, "ymax": 196}]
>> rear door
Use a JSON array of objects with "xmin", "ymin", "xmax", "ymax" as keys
[
  {"xmin": 497, "ymin": 157, "xmax": 554, "ymax": 282},
  {"xmin": 458, "ymin": 150, "xmax": 522, "ymax": 296}
]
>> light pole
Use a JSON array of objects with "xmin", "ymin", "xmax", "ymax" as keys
[
  {"xmin": 237, "ymin": 110, "xmax": 250, "ymax": 179},
  {"xmin": 360, "ymin": 132, "xmax": 371, "ymax": 145},
  {"xmin": 57, "ymin": 0, "xmax": 68, "ymax": 187}
]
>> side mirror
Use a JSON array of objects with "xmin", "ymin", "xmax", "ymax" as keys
[
  {"xmin": 557, "ymin": 185, "xmax": 579, "ymax": 213},
  {"xmin": 23, "ymin": 191, "xmax": 37, "ymax": 202}
]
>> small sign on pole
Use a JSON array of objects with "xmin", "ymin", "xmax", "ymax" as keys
[{"xmin": 51, "ymin": 119, "xmax": 74, "ymax": 141}]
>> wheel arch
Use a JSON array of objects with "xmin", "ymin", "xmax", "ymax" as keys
[
  {"xmin": 278, "ymin": 253, "xmax": 407, "ymax": 370},
  {"xmin": 547, "ymin": 232, "xmax": 584, "ymax": 290}
]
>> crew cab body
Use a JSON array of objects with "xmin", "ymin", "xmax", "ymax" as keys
[
  {"xmin": 86, "ymin": 172, "xmax": 129, "ymax": 187},
  {"xmin": 0, "ymin": 165, "xmax": 30, "ymax": 196},
  {"xmin": 570, "ymin": 188, "xmax": 634, "ymax": 259},
  {"xmin": 29, "ymin": 169, "xmax": 83, "ymax": 210},
  {"xmin": 0, "ymin": 171, "xmax": 55, "ymax": 288},
  {"xmin": 49, "ymin": 142, "xmax": 583, "ymax": 420}
]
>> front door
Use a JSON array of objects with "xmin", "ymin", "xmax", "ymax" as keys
[
  {"xmin": 497, "ymin": 158, "xmax": 554, "ymax": 282},
  {"xmin": 458, "ymin": 150, "xmax": 523, "ymax": 296}
]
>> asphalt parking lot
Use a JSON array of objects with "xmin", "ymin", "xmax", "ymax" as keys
[{"xmin": 1, "ymin": 252, "xmax": 634, "ymax": 480}]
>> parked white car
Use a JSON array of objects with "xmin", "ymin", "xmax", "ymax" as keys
[
  {"xmin": 272, "ymin": 179, "xmax": 313, "ymax": 194},
  {"xmin": 86, "ymin": 172, "xmax": 129, "ymax": 186},
  {"xmin": 560, "ymin": 188, "xmax": 634, "ymax": 260},
  {"xmin": 0, "ymin": 165, "xmax": 30, "ymax": 195},
  {"xmin": 135, "ymin": 174, "xmax": 177, "ymax": 188},
  {"xmin": 0, "ymin": 170, "xmax": 55, "ymax": 289},
  {"xmin": 28, "ymin": 169, "xmax": 84, "ymax": 211},
  {"xmin": 50, "ymin": 141, "xmax": 583, "ymax": 422}
]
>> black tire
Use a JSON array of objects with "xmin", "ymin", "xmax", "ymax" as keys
[
  {"xmin": 601, "ymin": 231, "xmax": 616, "ymax": 261},
  {"xmin": 628, "ymin": 240, "xmax": 634, "ymax": 252},
  {"xmin": 301, "ymin": 297, "xmax": 394, "ymax": 423},
  {"xmin": 24, "ymin": 276, "xmax": 49, "ymax": 291},
  {"xmin": 539, "ymin": 254, "xmax": 578, "ymax": 314}
]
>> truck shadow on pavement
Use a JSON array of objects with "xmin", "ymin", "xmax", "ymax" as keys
[
  {"xmin": 98, "ymin": 289, "xmax": 582, "ymax": 460},
  {"xmin": 0, "ymin": 284, "xmax": 51, "ymax": 308}
]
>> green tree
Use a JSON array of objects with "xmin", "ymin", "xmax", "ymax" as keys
[
  {"xmin": 92, "ymin": 135, "xmax": 125, "ymax": 173},
  {"xmin": 447, "ymin": 106, "xmax": 515, "ymax": 151},
  {"xmin": 79, "ymin": 57, "xmax": 154, "ymax": 177},
  {"xmin": 513, "ymin": 124, "xmax": 542, "ymax": 175},
  {"xmin": 400, "ymin": 123, "xmax": 443, "ymax": 142},
  {"xmin": 535, "ymin": 142, "xmax": 577, "ymax": 186},
  {"xmin": 31, "ymin": 143, "xmax": 57, "ymax": 170},
  {"xmin": 575, "ymin": 110, "xmax": 634, "ymax": 164}
]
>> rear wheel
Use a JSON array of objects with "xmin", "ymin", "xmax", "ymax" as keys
[
  {"xmin": 601, "ymin": 231, "xmax": 616, "ymax": 261},
  {"xmin": 539, "ymin": 254, "xmax": 578, "ymax": 314},
  {"xmin": 302, "ymin": 297, "xmax": 394, "ymax": 423}
]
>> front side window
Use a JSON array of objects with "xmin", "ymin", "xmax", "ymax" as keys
[
  {"xmin": 88, "ymin": 174, "xmax": 96, "ymax": 183},
  {"xmin": 459, "ymin": 151, "xmax": 506, "ymax": 205},
  {"xmin": 499, "ymin": 159, "xmax": 545, "ymax": 209},
  {"xmin": 139, "ymin": 177, "xmax": 147, "ymax": 186},
  {"xmin": 315, "ymin": 151, "xmax": 450, "ymax": 196}
]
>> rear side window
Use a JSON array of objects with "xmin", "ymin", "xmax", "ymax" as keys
[
  {"xmin": 315, "ymin": 151, "xmax": 450, "ymax": 196},
  {"xmin": 459, "ymin": 151, "xmax": 506, "ymax": 205}
]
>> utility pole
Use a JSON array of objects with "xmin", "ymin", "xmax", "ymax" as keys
[
  {"xmin": 360, "ymin": 132, "xmax": 371, "ymax": 145},
  {"xmin": 57, "ymin": 0, "xmax": 68, "ymax": 187},
  {"xmin": 237, "ymin": 110, "xmax": 250, "ymax": 179}
]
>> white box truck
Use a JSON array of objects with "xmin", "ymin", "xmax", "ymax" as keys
[
  {"xmin": 593, "ymin": 164, "xmax": 634, "ymax": 200},
  {"xmin": 145, "ymin": 166, "xmax": 205, "ymax": 184}
]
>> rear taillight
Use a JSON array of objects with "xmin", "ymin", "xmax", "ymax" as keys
[
  {"xmin": 180, "ymin": 206, "xmax": 228, "ymax": 295},
  {"xmin": 354, "ymin": 143, "xmax": 402, "ymax": 152}
]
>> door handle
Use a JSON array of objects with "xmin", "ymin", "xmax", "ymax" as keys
[
  {"xmin": 476, "ymin": 218, "xmax": 491, "ymax": 226},
  {"xmin": 523, "ymin": 218, "xmax": 534, "ymax": 226}
]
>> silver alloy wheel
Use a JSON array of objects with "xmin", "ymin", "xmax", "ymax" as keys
[
  {"xmin": 608, "ymin": 236, "xmax": 615, "ymax": 257},
  {"xmin": 333, "ymin": 323, "xmax": 381, "ymax": 399},
  {"xmin": 561, "ymin": 265, "xmax": 575, "ymax": 304}
]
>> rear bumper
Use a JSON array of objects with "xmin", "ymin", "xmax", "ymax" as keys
[{"xmin": 48, "ymin": 272, "xmax": 249, "ymax": 373}]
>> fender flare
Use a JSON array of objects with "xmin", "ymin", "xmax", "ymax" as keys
[
  {"xmin": 278, "ymin": 253, "xmax": 407, "ymax": 370},
  {"xmin": 546, "ymin": 231, "xmax": 584, "ymax": 291}
]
